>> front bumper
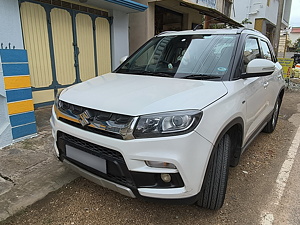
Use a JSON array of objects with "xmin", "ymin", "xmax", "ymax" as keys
[
  {"xmin": 63, "ymin": 159, "xmax": 136, "ymax": 198},
  {"xmin": 50, "ymin": 106, "xmax": 213, "ymax": 201}
]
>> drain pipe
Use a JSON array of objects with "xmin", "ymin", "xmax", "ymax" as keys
[
  {"xmin": 274, "ymin": 0, "xmax": 284, "ymax": 56},
  {"xmin": 246, "ymin": 0, "xmax": 252, "ymax": 28}
]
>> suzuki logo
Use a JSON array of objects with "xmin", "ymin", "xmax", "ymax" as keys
[{"xmin": 78, "ymin": 110, "xmax": 91, "ymax": 127}]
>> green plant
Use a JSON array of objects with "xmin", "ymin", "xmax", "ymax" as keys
[
  {"xmin": 294, "ymin": 37, "xmax": 300, "ymax": 52},
  {"xmin": 241, "ymin": 18, "xmax": 252, "ymax": 24}
]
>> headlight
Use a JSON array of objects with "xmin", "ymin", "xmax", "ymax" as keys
[
  {"xmin": 54, "ymin": 89, "xmax": 64, "ymax": 108},
  {"xmin": 133, "ymin": 110, "xmax": 202, "ymax": 138}
]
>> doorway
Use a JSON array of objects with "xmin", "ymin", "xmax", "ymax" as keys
[{"xmin": 155, "ymin": 5, "xmax": 183, "ymax": 35}]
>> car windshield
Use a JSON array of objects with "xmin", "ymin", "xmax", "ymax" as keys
[{"xmin": 116, "ymin": 34, "xmax": 238, "ymax": 80}]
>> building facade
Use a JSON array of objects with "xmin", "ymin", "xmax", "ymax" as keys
[
  {"xmin": 129, "ymin": 0, "xmax": 241, "ymax": 54},
  {"xmin": 289, "ymin": 27, "xmax": 300, "ymax": 47},
  {"xmin": 231, "ymin": 0, "xmax": 292, "ymax": 45}
]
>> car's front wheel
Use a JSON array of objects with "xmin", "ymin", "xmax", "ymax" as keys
[{"xmin": 196, "ymin": 134, "xmax": 231, "ymax": 210}]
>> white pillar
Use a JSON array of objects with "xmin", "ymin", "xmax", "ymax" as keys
[
  {"xmin": 0, "ymin": 0, "xmax": 24, "ymax": 49},
  {"xmin": 0, "ymin": 0, "xmax": 24, "ymax": 148},
  {"xmin": 110, "ymin": 10, "xmax": 129, "ymax": 70},
  {"xmin": 0, "ymin": 58, "xmax": 13, "ymax": 148}
]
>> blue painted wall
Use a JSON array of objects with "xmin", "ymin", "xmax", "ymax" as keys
[{"xmin": 0, "ymin": 49, "xmax": 37, "ymax": 143}]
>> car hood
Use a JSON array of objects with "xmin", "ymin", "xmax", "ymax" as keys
[{"xmin": 60, "ymin": 73, "xmax": 228, "ymax": 116}]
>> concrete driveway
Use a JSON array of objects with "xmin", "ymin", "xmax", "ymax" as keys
[{"xmin": 1, "ymin": 90, "xmax": 300, "ymax": 225}]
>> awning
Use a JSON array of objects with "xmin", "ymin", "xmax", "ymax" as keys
[
  {"xmin": 86, "ymin": 0, "xmax": 148, "ymax": 13},
  {"xmin": 179, "ymin": 0, "xmax": 242, "ymax": 27},
  {"xmin": 104, "ymin": 0, "xmax": 148, "ymax": 12}
]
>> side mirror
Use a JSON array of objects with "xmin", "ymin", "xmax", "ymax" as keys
[
  {"xmin": 241, "ymin": 59, "xmax": 275, "ymax": 79},
  {"xmin": 120, "ymin": 56, "xmax": 128, "ymax": 64}
]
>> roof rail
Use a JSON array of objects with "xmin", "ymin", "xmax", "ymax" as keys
[
  {"xmin": 237, "ymin": 28, "xmax": 263, "ymax": 34},
  {"xmin": 157, "ymin": 31, "xmax": 177, "ymax": 36}
]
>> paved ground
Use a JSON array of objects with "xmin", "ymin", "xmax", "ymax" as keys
[
  {"xmin": 272, "ymin": 101, "xmax": 300, "ymax": 225},
  {"xmin": 0, "ymin": 106, "xmax": 78, "ymax": 221},
  {"xmin": 0, "ymin": 90, "xmax": 299, "ymax": 224}
]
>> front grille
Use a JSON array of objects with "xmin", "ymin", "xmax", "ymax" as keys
[
  {"xmin": 57, "ymin": 101, "xmax": 134, "ymax": 140},
  {"xmin": 57, "ymin": 132, "xmax": 136, "ymax": 187},
  {"xmin": 59, "ymin": 118, "xmax": 123, "ymax": 140},
  {"xmin": 61, "ymin": 132, "xmax": 123, "ymax": 161}
]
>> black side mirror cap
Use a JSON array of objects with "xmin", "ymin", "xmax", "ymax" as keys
[{"xmin": 240, "ymin": 71, "xmax": 274, "ymax": 79}]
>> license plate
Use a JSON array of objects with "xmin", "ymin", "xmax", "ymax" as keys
[{"xmin": 66, "ymin": 145, "xmax": 107, "ymax": 174}]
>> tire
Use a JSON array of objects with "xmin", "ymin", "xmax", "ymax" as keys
[
  {"xmin": 263, "ymin": 97, "xmax": 281, "ymax": 133},
  {"xmin": 196, "ymin": 134, "xmax": 231, "ymax": 210}
]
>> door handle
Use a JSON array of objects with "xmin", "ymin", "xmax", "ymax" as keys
[{"xmin": 263, "ymin": 82, "xmax": 269, "ymax": 88}]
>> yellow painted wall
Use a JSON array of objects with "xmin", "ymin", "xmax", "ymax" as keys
[
  {"xmin": 4, "ymin": 75, "xmax": 31, "ymax": 90},
  {"xmin": 254, "ymin": 18, "xmax": 264, "ymax": 32},
  {"xmin": 32, "ymin": 89, "xmax": 55, "ymax": 105},
  {"xmin": 8, "ymin": 100, "xmax": 34, "ymax": 115}
]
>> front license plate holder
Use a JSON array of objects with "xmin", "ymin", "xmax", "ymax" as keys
[{"xmin": 66, "ymin": 145, "xmax": 107, "ymax": 174}]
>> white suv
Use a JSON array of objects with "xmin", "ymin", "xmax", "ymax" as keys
[{"xmin": 51, "ymin": 28, "xmax": 285, "ymax": 210}]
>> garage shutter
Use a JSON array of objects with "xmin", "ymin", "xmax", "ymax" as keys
[
  {"xmin": 20, "ymin": 2, "xmax": 53, "ymax": 89},
  {"xmin": 51, "ymin": 8, "xmax": 76, "ymax": 86},
  {"xmin": 76, "ymin": 13, "xmax": 96, "ymax": 82},
  {"xmin": 96, "ymin": 17, "xmax": 111, "ymax": 75},
  {"xmin": 20, "ymin": 1, "xmax": 111, "ymax": 106}
]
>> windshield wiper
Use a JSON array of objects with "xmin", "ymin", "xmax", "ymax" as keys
[
  {"xmin": 182, "ymin": 74, "xmax": 221, "ymax": 80},
  {"xmin": 133, "ymin": 70, "xmax": 174, "ymax": 77}
]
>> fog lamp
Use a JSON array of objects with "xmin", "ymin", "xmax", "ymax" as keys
[
  {"xmin": 145, "ymin": 161, "xmax": 176, "ymax": 169},
  {"xmin": 161, "ymin": 173, "xmax": 172, "ymax": 183}
]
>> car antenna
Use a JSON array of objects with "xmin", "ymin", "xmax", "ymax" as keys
[{"xmin": 193, "ymin": 16, "xmax": 223, "ymax": 31}]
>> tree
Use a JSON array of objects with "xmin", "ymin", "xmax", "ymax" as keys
[{"xmin": 294, "ymin": 38, "xmax": 300, "ymax": 52}]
